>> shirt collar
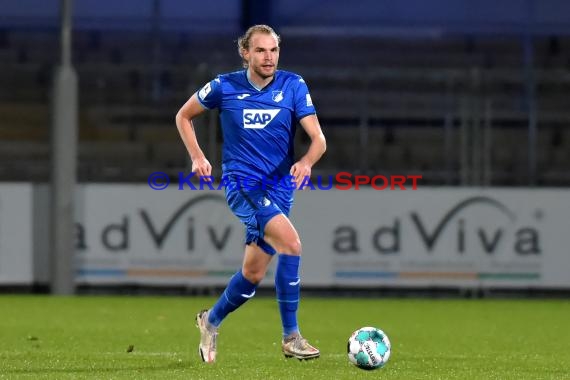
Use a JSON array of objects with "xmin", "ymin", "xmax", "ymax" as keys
[{"xmin": 245, "ymin": 69, "xmax": 275, "ymax": 91}]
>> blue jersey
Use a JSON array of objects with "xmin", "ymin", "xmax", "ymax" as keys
[{"xmin": 196, "ymin": 69, "xmax": 316, "ymax": 180}]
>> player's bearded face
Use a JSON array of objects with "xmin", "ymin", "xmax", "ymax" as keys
[{"xmin": 246, "ymin": 33, "xmax": 280, "ymax": 79}]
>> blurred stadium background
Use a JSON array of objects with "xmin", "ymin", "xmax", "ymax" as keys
[{"xmin": 1, "ymin": 0, "xmax": 570, "ymax": 296}]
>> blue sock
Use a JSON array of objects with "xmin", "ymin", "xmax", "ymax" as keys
[
  {"xmin": 208, "ymin": 270, "xmax": 257, "ymax": 328},
  {"xmin": 275, "ymin": 254, "xmax": 301, "ymax": 337}
]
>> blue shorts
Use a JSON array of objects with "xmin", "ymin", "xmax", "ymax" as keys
[{"xmin": 225, "ymin": 177, "xmax": 293, "ymax": 255}]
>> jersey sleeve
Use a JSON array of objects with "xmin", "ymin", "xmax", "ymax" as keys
[
  {"xmin": 196, "ymin": 77, "xmax": 222, "ymax": 109},
  {"xmin": 293, "ymin": 77, "xmax": 317, "ymax": 120}
]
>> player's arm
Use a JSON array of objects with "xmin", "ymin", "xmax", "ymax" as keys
[
  {"xmin": 290, "ymin": 114, "xmax": 327, "ymax": 186},
  {"xmin": 175, "ymin": 93, "xmax": 212, "ymax": 178}
]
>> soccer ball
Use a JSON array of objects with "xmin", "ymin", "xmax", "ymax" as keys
[{"xmin": 347, "ymin": 326, "xmax": 391, "ymax": 370}]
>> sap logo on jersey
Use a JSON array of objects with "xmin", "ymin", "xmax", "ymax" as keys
[{"xmin": 243, "ymin": 109, "xmax": 280, "ymax": 129}]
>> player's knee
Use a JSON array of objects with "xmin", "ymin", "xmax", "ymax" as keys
[
  {"xmin": 281, "ymin": 238, "xmax": 302, "ymax": 256},
  {"xmin": 242, "ymin": 266, "xmax": 266, "ymax": 284}
]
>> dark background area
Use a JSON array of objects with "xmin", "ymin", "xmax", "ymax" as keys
[{"xmin": 1, "ymin": 0, "xmax": 570, "ymax": 186}]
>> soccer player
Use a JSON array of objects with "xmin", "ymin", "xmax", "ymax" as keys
[{"xmin": 175, "ymin": 24, "xmax": 326, "ymax": 363}]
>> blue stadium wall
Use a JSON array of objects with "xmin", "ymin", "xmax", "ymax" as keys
[{"xmin": 1, "ymin": 0, "xmax": 570, "ymax": 35}]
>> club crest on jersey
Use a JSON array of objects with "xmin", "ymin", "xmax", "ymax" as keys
[
  {"xmin": 272, "ymin": 90, "xmax": 284, "ymax": 103},
  {"xmin": 243, "ymin": 109, "xmax": 280, "ymax": 129}
]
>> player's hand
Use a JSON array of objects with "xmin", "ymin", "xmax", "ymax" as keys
[
  {"xmin": 290, "ymin": 160, "xmax": 311, "ymax": 189},
  {"xmin": 192, "ymin": 156, "xmax": 213, "ymax": 181}
]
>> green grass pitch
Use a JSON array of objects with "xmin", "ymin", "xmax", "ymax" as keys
[{"xmin": 1, "ymin": 295, "xmax": 569, "ymax": 379}]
